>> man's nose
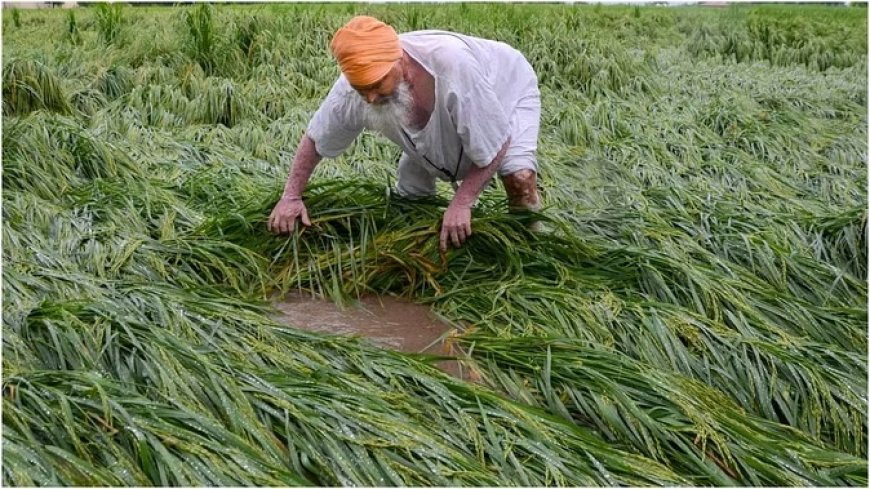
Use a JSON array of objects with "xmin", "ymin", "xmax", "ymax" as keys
[{"xmin": 366, "ymin": 92, "xmax": 379, "ymax": 104}]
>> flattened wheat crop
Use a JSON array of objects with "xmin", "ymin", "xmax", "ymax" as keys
[{"xmin": 2, "ymin": 3, "xmax": 867, "ymax": 486}]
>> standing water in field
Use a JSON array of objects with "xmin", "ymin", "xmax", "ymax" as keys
[{"xmin": 272, "ymin": 293, "xmax": 475, "ymax": 380}]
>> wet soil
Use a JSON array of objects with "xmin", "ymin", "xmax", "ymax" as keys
[{"xmin": 272, "ymin": 292, "xmax": 476, "ymax": 380}]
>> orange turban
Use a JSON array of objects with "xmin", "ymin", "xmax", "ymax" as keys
[{"xmin": 330, "ymin": 16, "xmax": 402, "ymax": 87}]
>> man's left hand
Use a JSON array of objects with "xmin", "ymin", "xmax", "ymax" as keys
[{"xmin": 440, "ymin": 203, "xmax": 472, "ymax": 251}]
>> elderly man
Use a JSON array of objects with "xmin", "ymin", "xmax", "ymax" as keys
[{"xmin": 268, "ymin": 15, "xmax": 542, "ymax": 251}]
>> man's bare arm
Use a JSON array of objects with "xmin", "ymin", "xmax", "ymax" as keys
[
  {"xmin": 440, "ymin": 137, "xmax": 511, "ymax": 251},
  {"xmin": 268, "ymin": 135, "xmax": 322, "ymax": 234}
]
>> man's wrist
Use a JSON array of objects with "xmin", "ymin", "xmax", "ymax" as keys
[
  {"xmin": 281, "ymin": 194, "xmax": 303, "ymax": 202},
  {"xmin": 450, "ymin": 185, "xmax": 479, "ymax": 209},
  {"xmin": 448, "ymin": 199, "xmax": 473, "ymax": 210}
]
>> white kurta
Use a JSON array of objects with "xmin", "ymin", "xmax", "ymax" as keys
[{"xmin": 306, "ymin": 30, "xmax": 540, "ymax": 195}]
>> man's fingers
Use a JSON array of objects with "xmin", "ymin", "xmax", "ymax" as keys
[
  {"xmin": 270, "ymin": 214, "xmax": 283, "ymax": 234},
  {"xmin": 439, "ymin": 224, "xmax": 471, "ymax": 250},
  {"xmin": 450, "ymin": 228, "xmax": 462, "ymax": 248},
  {"xmin": 268, "ymin": 201, "xmax": 310, "ymax": 235},
  {"xmin": 441, "ymin": 209, "xmax": 473, "ymax": 251},
  {"xmin": 461, "ymin": 224, "xmax": 471, "ymax": 242}
]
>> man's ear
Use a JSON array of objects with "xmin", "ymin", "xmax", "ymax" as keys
[{"xmin": 400, "ymin": 55, "xmax": 411, "ymax": 82}]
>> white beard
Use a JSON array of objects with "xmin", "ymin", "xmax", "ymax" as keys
[{"xmin": 362, "ymin": 80, "xmax": 413, "ymax": 134}]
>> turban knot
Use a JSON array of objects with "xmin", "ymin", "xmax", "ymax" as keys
[{"xmin": 330, "ymin": 16, "xmax": 402, "ymax": 87}]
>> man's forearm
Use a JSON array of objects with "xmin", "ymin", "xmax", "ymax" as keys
[
  {"xmin": 282, "ymin": 134, "xmax": 322, "ymax": 200},
  {"xmin": 451, "ymin": 138, "xmax": 510, "ymax": 208}
]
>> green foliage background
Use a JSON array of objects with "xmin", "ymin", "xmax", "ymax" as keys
[{"xmin": 2, "ymin": 3, "xmax": 867, "ymax": 486}]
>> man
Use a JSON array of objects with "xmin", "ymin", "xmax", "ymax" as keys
[{"xmin": 268, "ymin": 15, "xmax": 542, "ymax": 251}]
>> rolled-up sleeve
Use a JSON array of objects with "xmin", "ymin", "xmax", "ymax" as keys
[{"xmin": 306, "ymin": 78, "xmax": 364, "ymax": 158}]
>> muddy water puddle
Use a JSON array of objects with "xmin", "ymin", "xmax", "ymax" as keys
[{"xmin": 272, "ymin": 293, "xmax": 476, "ymax": 380}]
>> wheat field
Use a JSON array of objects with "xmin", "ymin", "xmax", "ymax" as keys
[{"xmin": 2, "ymin": 3, "xmax": 867, "ymax": 486}]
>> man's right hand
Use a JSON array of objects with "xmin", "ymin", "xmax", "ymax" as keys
[{"xmin": 268, "ymin": 197, "xmax": 311, "ymax": 234}]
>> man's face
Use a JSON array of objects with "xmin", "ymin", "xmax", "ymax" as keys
[
  {"xmin": 357, "ymin": 61, "xmax": 413, "ymax": 132},
  {"xmin": 351, "ymin": 63, "xmax": 402, "ymax": 105},
  {"xmin": 360, "ymin": 79, "xmax": 413, "ymax": 133}
]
